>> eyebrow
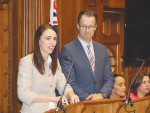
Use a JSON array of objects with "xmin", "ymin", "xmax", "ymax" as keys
[
  {"xmin": 118, "ymin": 82, "xmax": 125, "ymax": 84},
  {"xmin": 45, "ymin": 36, "xmax": 52, "ymax": 37}
]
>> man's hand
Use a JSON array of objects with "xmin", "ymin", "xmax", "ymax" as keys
[
  {"xmin": 67, "ymin": 91, "xmax": 80, "ymax": 104},
  {"xmin": 86, "ymin": 93, "xmax": 104, "ymax": 100}
]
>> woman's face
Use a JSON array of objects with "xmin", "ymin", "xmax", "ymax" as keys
[
  {"xmin": 39, "ymin": 29, "xmax": 57, "ymax": 57},
  {"xmin": 112, "ymin": 76, "xmax": 126, "ymax": 97},
  {"xmin": 137, "ymin": 76, "xmax": 150, "ymax": 95}
]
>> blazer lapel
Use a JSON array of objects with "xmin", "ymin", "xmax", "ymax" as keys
[
  {"xmin": 74, "ymin": 38, "xmax": 95, "ymax": 81},
  {"xmin": 93, "ymin": 41, "xmax": 101, "ymax": 79}
]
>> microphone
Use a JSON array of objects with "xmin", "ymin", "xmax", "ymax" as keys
[
  {"xmin": 135, "ymin": 58, "xmax": 144, "ymax": 62},
  {"xmin": 124, "ymin": 58, "xmax": 145, "ymax": 112},
  {"xmin": 55, "ymin": 56, "xmax": 74, "ymax": 113},
  {"xmin": 63, "ymin": 55, "xmax": 73, "ymax": 62}
]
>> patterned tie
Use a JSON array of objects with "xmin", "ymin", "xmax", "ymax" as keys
[{"xmin": 87, "ymin": 44, "xmax": 95, "ymax": 73}]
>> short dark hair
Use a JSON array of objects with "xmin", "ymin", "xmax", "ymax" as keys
[
  {"xmin": 131, "ymin": 71, "xmax": 150, "ymax": 95},
  {"xmin": 33, "ymin": 24, "xmax": 58, "ymax": 75},
  {"xmin": 113, "ymin": 74, "xmax": 124, "ymax": 79},
  {"xmin": 78, "ymin": 10, "xmax": 97, "ymax": 24}
]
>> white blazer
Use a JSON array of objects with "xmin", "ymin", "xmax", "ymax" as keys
[{"xmin": 17, "ymin": 54, "xmax": 73, "ymax": 113}]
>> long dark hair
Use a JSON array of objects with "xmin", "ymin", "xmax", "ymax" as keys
[
  {"xmin": 131, "ymin": 71, "xmax": 150, "ymax": 95},
  {"xmin": 33, "ymin": 24, "xmax": 58, "ymax": 75}
]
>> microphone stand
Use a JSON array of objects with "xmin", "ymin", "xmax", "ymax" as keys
[
  {"xmin": 124, "ymin": 60, "xmax": 145, "ymax": 113},
  {"xmin": 55, "ymin": 61, "xmax": 74, "ymax": 113}
]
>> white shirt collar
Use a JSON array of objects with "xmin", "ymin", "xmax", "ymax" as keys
[
  {"xmin": 78, "ymin": 35, "xmax": 93, "ymax": 48},
  {"xmin": 47, "ymin": 55, "xmax": 52, "ymax": 65}
]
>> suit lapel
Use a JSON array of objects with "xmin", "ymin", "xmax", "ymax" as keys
[
  {"xmin": 74, "ymin": 38, "xmax": 95, "ymax": 81},
  {"xmin": 93, "ymin": 41, "xmax": 101, "ymax": 79}
]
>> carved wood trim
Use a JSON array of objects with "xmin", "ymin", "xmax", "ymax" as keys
[
  {"xmin": 0, "ymin": 3, "xmax": 8, "ymax": 10},
  {"xmin": 1, "ymin": 0, "xmax": 11, "ymax": 3},
  {"xmin": 146, "ymin": 104, "xmax": 150, "ymax": 113},
  {"xmin": 10, "ymin": 0, "xmax": 23, "ymax": 112},
  {"xmin": 116, "ymin": 96, "xmax": 150, "ymax": 113},
  {"xmin": 0, "ymin": 3, "xmax": 3, "ymax": 9},
  {"xmin": 7, "ymin": 2, "xmax": 11, "ymax": 112},
  {"xmin": 22, "ymin": 0, "xmax": 43, "ymax": 56},
  {"xmin": 1, "ymin": 2, "xmax": 9, "ymax": 112},
  {"xmin": 95, "ymin": 1, "xmax": 103, "ymax": 43},
  {"xmin": 108, "ymin": 0, "xmax": 125, "ymax": 8},
  {"xmin": 103, "ymin": 36, "xmax": 120, "ymax": 45},
  {"xmin": 88, "ymin": 0, "xmax": 96, "ymax": 6}
]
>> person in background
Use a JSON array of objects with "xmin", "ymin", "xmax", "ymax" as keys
[
  {"xmin": 124, "ymin": 71, "xmax": 150, "ymax": 100},
  {"xmin": 60, "ymin": 10, "xmax": 114, "ymax": 101},
  {"xmin": 17, "ymin": 24, "xmax": 79, "ymax": 113},
  {"xmin": 108, "ymin": 74, "xmax": 126, "ymax": 99}
]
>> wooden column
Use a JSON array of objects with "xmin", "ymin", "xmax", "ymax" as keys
[
  {"xmin": 0, "ymin": 0, "xmax": 11, "ymax": 112},
  {"xmin": 11, "ymin": 0, "xmax": 45, "ymax": 112}
]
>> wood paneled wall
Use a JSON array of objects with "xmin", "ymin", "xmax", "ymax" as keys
[
  {"xmin": 22, "ymin": 0, "xmax": 44, "ymax": 56},
  {"xmin": 0, "ymin": 0, "xmax": 150, "ymax": 112},
  {"xmin": 0, "ymin": 1, "xmax": 10, "ymax": 112},
  {"xmin": 103, "ymin": 8, "xmax": 125, "ymax": 74},
  {"xmin": 56, "ymin": 0, "xmax": 104, "ymax": 47}
]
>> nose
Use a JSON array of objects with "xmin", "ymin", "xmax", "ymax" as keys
[
  {"xmin": 147, "ymin": 82, "xmax": 150, "ymax": 87},
  {"xmin": 85, "ymin": 27, "xmax": 90, "ymax": 32},
  {"xmin": 50, "ymin": 38, "xmax": 56, "ymax": 45},
  {"xmin": 123, "ymin": 85, "xmax": 126, "ymax": 90}
]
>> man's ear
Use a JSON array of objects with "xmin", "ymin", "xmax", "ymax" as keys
[
  {"xmin": 95, "ymin": 24, "xmax": 97, "ymax": 30},
  {"xmin": 77, "ymin": 23, "xmax": 80, "ymax": 30}
]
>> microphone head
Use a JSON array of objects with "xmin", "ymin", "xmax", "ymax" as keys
[
  {"xmin": 63, "ymin": 55, "xmax": 73, "ymax": 62},
  {"xmin": 63, "ymin": 55, "xmax": 70, "ymax": 61},
  {"xmin": 135, "ymin": 58, "xmax": 144, "ymax": 62}
]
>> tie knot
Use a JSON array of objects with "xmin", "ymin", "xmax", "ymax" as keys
[
  {"xmin": 87, "ymin": 44, "xmax": 90, "ymax": 50},
  {"xmin": 87, "ymin": 44, "xmax": 90, "ymax": 48}
]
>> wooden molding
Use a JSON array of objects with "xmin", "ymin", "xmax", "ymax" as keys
[
  {"xmin": 100, "ymin": 0, "xmax": 125, "ymax": 8},
  {"xmin": 0, "ymin": 3, "xmax": 8, "ymax": 10},
  {"xmin": 88, "ymin": 0, "xmax": 96, "ymax": 6},
  {"xmin": 0, "ymin": 3, "xmax": 3, "ymax": 9},
  {"xmin": 103, "ymin": 36, "xmax": 120, "ymax": 45},
  {"xmin": 108, "ymin": 0, "xmax": 125, "ymax": 8},
  {"xmin": 1, "ymin": 0, "xmax": 11, "ymax": 3}
]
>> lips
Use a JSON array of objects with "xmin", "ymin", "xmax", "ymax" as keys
[
  {"xmin": 48, "ymin": 46, "xmax": 54, "ymax": 50},
  {"xmin": 146, "ymin": 88, "xmax": 149, "ymax": 90}
]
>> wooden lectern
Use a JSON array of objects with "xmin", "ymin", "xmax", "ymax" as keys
[
  {"xmin": 45, "ymin": 96, "xmax": 150, "ymax": 113},
  {"xmin": 116, "ymin": 96, "xmax": 150, "ymax": 113}
]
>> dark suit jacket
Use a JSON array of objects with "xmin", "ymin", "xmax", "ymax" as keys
[{"xmin": 60, "ymin": 38, "xmax": 114, "ymax": 101}]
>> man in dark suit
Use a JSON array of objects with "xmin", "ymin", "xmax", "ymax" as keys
[{"xmin": 60, "ymin": 10, "xmax": 114, "ymax": 101}]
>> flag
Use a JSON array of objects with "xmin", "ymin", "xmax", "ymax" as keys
[{"xmin": 49, "ymin": 0, "xmax": 60, "ymax": 60}]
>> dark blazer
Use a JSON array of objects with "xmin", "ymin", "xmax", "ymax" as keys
[{"xmin": 60, "ymin": 38, "xmax": 114, "ymax": 101}]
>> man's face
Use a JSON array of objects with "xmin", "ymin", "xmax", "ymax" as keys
[{"xmin": 77, "ymin": 15, "xmax": 97, "ymax": 43}]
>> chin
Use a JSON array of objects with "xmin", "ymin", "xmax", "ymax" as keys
[
  {"xmin": 120, "ymin": 93, "xmax": 125, "ymax": 97},
  {"xmin": 48, "ymin": 50, "xmax": 54, "ymax": 54},
  {"xmin": 145, "ymin": 91, "xmax": 149, "ymax": 94}
]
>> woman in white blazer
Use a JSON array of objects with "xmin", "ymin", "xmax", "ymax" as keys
[{"xmin": 17, "ymin": 24, "xmax": 79, "ymax": 113}]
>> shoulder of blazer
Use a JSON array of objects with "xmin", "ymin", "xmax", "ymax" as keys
[
  {"xmin": 20, "ymin": 53, "xmax": 33, "ymax": 64},
  {"xmin": 62, "ymin": 38, "xmax": 78, "ymax": 49},
  {"xmin": 93, "ymin": 41, "xmax": 107, "ymax": 49}
]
